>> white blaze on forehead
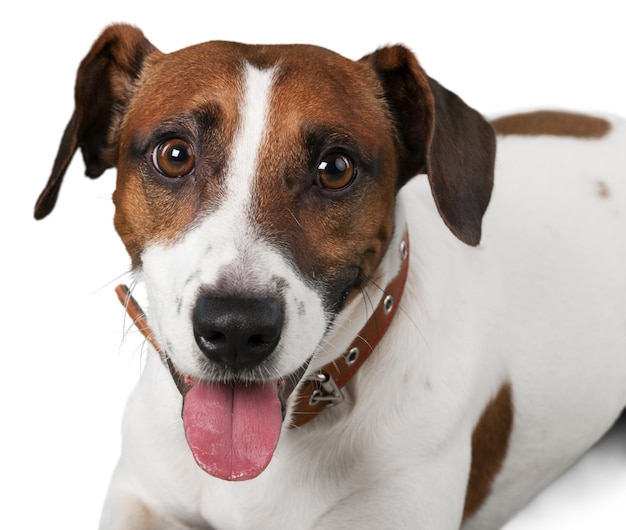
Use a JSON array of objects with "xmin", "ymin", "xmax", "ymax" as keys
[
  {"xmin": 141, "ymin": 64, "xmax": 278, "ymax": 323},
  {"xmin": 143, "ymin": 63, "xmax": 277, "ymax": 272},
  {"xmin": 226, "ymin": 63, "xmax": 277, "ymax": 219}
]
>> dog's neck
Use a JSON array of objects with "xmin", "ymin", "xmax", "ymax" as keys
[
  {"xmin": 115, "ymin": 225, "xmax": 409, "ymax": 428},
  {"xmin": 290, "ymin": 224, "xmax": 410, "ymax": 426}
]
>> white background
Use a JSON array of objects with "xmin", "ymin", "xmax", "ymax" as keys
[{"xmin": 3, "ymin": 0, "xmax": 625, "ymax": 528}]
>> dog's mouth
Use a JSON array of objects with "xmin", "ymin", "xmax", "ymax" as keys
[
  {"xmin": 167, "ymin": 356, "xmax": 309, "ymax": 481},
  {"xmin": 115, "ymin": 284, "xmax": 314, "ymax": 481}
]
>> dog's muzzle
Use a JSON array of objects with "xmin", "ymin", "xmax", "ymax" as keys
[
  {"xmin": 115, "ymin": 224, "xmax": 410, "ymax": 482},
  {"xmin": 114, "ymin": 284, "xmax": 302, "ymax": 482}
]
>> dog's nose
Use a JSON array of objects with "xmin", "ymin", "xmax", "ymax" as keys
[{"xmin": 192, "ymin": 295, "xmax": 284, "ymax": 369}]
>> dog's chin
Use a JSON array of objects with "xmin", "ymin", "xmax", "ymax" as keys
[{"xmin": 165, "ymin": 355, "xmax": 310, "ymax": 482}]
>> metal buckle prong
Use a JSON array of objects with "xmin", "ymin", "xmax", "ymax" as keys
[{"xmin": 308, "ymin": 371, "xmax": 344, "ymax": 407}]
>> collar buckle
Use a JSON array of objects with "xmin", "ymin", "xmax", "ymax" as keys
[{"xmin": 308, "ymin": 371, "xmax": 344, "ymax": 407}]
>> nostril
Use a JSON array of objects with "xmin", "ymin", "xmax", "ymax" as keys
[
  {"xmin": 247, "ymin": 331, "xmax": 279, "ymax": 354},
  {"xmin": 192, "ymin": 294, "xmax": 284, "ymax": 369},
  {"xmin": 249, "ymin": 333, "xmax": 272, "ymax": 347},
  {"xmin": 196, "ymin": 330, "xmax": 227, "ymax": 352}
]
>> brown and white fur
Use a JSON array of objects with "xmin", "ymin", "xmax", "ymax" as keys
[{"xmin": 35, "ymin": 24, "xmax": 626, "ymax": 529}]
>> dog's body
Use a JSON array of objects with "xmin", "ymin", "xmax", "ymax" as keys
[{"xmin": 36, "ymin": 25, "xmax": 626, "ymax": 529}]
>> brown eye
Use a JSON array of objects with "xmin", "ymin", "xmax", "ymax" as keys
[
  {"xmin": 152, "ymin": 138, "xmax": 195, "ymax": 178},
  {"xmin": 317, "ymin": 153, "xmax": 355, "ymax": 190}
]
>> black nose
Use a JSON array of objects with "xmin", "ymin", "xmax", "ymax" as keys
[{"xmin": 192, "ymin": 294, "xmax": 284, "ymax": 370}]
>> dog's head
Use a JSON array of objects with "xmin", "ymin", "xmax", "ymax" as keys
[{"xmin": 35, "ymin": 24, "xmax": 495, "ymax": 481}]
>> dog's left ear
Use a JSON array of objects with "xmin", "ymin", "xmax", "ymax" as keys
[
  {"xmin": 34, "ymin": 24, "xmax": 157, "ymax": 220},
  {"xmin": 361, "ymin": 46, "xmax": 496, "ymax": 246}
]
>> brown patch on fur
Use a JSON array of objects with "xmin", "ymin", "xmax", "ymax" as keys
[
  {"xmin": 492, "ymin": 110, "xmax": 611, "ymax": 138},
  {"xmin": 249, "ymin": 45, "xmax": 399, "ymax": 298},
  {"xmin": 114, "ymin": 42, "xmax": 245, "ymax": 264},
  {"xmin": 462, "ymin": 382, "xmax": 514, "ymax": 522}
]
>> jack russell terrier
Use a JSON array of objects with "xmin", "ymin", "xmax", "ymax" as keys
[{"xmin": 35, "ymin": 24, "xmax": 626, "ymax": 529}]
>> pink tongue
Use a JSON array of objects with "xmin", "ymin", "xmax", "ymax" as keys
[{"xmin": 182, "ymin": 381, "xmax": 282, "ymax": 481}]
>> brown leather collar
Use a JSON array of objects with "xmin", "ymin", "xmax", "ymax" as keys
[
  {"xmin": 115, "ymin": 226, "xmax": 409, "ymax": 428},
  {"xmin": 290, "ymin": 227, "xmax": 410, "ymax": 426}
]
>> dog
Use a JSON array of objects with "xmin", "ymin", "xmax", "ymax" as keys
[{"xmin": 35, "ymin": 23, "xmax": 626, "ymax": 529}]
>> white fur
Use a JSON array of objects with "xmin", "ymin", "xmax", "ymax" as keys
[{"xmin": 101, "ymin": 97, "xmax": 626, "ymax": 527}]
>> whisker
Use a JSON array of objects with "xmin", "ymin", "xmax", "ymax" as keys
[
  {"xmin": 287, "ymin": 207, "xmax": 303, "ymax": 229},
  {"xmin": 114, "ymin": 279, "xmax": 158, "ymax": 373},
  {"xmin": 369, "ymin": 275, "xmax": 432, "ymax": 354},
  {"xmin": 357, "ymin": 273, "xmax": 432, "ymax": 355},
  {"xmin": 92, "ymin": 268, "xmax": 135, "ymax": 296}
]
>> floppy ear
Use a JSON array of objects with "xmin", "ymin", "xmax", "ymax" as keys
[
  {"xmin": 361, "ymin": 46, "xmax": 496, "ymax": 246},
  {"xmin": 34, "ymin": 24, "xmax": 157, "ymax": 220}
]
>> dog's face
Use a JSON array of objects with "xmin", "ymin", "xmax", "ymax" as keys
[
  {"xmin": 114, "ymin": 43, "xmax": 400, "ymax": 383},
  {"xmin": 35, "ymin": 25, "xmax": 495, "ymax": 481}
]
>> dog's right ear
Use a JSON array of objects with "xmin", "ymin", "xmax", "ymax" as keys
[{"xmin": 34, "ymin": 24, "xmax": 157, "ymax": 220}]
